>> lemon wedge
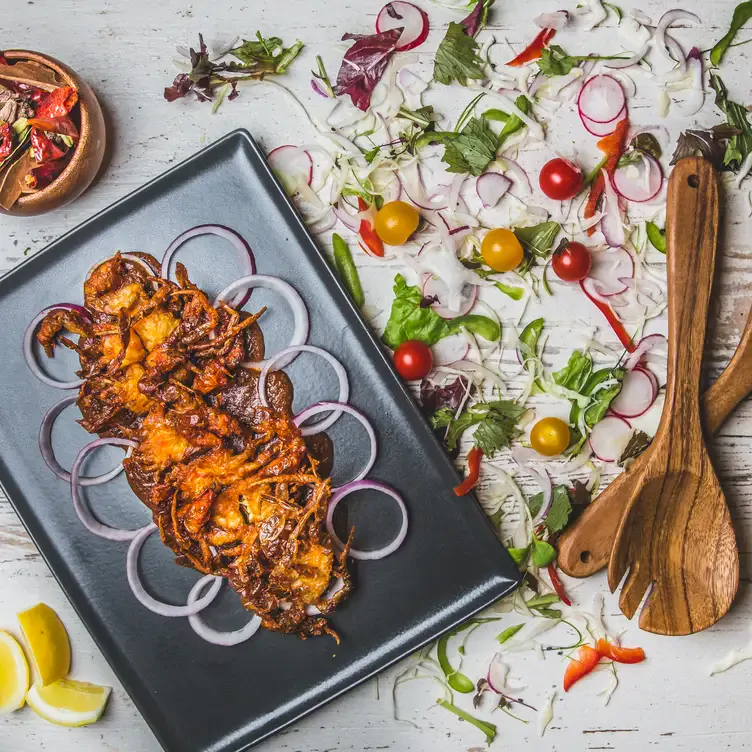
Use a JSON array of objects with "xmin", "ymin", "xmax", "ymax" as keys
[
  {"xmin": 17, "ymin": 603, "xmax": 71, "ymax": 687},
  {"xmin": 0, "ymin": 631, "xmax": 30, "ymax": 714},
  {"xmin": 26, "ymin": 678, "xmax": 111, "ymax": 727}
]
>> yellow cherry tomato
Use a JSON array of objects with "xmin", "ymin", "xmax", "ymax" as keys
[
  {"xmin": 481, "ymin": 228, "xmax": 524, "ymax": 272},
  {"xmin": 374, "ymin": 201, "xmax": 420, "ymax": 246},
  {"xmin": 530, "ymin": 417, "xmax": 570, "ymax": 457}
]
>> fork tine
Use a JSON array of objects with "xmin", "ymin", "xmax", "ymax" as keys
[{"xmin": 619, "ymin": 564, "xmax": 652, "ymax": 620}]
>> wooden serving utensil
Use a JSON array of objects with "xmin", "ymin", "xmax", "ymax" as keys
[
  {"xmin": 606, "ymin": 157, "xmax": 739, "ymax": 635},
  {"xmin": 558, "ymin": 305, "xmax": 752, "ymax": 579}
]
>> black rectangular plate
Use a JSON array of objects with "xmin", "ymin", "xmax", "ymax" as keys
[{"xmin": 0, "ymin": 130, "xmax": 520, "ymax": 752}]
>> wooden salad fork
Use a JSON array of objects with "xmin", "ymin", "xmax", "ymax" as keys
[
  {"xmin": 606, "ymin": 157, "xmax": 739, "ymax": 635},
  {"xmin": 558, "ymin": 304, "xmax": 752, "ymax": 579}
]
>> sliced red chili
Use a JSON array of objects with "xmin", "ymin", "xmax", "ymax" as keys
[
  {"xmin": 454, "ymin": 446, "xmax": 483, "ymax": 496},
  {"xmin": 596, "ymin": 638, "xmax": 645, "ymax": 664},
  {"xmin": 546, "ymin": 563, "xmax": 572, "ymax": 607},
  {"xmin": 507, "ymin": 28, "xmax": 556, "ymax": 67},
  {"xmin": 579, "ymin": 279, "xmax": 635, "ymax": 352},
  {"xmin": 26, "ymin": 116, "xmax": 79, "ymax": 140},
  {"xmin": 30, "ymin": 128, "xmax": 68, "ymax": 164},
  {"xmin": 0, "ymin": 121, "xmax": 12, "ymax": 161},
  {"xmin": 357, "ymin": 197, "xmax": 384, "ymax": 257},
  {"xmin": 563, "ymin": 645, "xmax": 600, "ymax": 691},
  {"xmin": 36, "ymin": 86, "xmax": 79, "ymax": 119},
  {"xmin": 25, "ymin": 153, "xmax": 72, "ymax": 191}
]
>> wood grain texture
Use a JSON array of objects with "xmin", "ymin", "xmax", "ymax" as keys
[
  {"xmin": 1, "ymin": 1, "xmax": 752, "ymax": 750},
  {"xmin": 607, "ymin": 158, "xmax": 739, "ymax": 634},
  {"xmin": 558, "ymin": 306, "xmax": 752, "ymax": 578}
]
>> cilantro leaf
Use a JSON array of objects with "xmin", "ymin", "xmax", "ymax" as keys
[
  {"xmin": 444, "ymin": 399, "xmax": 525, "ymax": 454},
  {"xmin": 553, "ymin": 350, "xmax": 593, "ymax": 392},
  {"xmin": 528, "ymin": 485, "xmax": 572, "ymax": 534},
  {"xmin": 434, "ymin": 22, "xmax": 486, "ymax": 86},
  {"xmin": 442, "ymin": 116, "xmax": 498, "ymax": 176},
  {"xmin": 711, "ymin": 1, "xmax": 752, "ymax": 67},
  {"xmin": 537, "ymin": 45, "xmax": 579, "ymax": 77}
]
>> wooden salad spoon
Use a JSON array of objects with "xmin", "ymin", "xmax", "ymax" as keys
[
  {"xmin": 606, "ymin": 157, "xmax": 739, "ymax": 635},
  {"xmin": 558, "ymin": 304, "xmax": 752, "ymax": 579}
]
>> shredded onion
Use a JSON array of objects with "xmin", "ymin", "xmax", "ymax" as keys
[
  {"xmin": 326, "ymin": 480, "xmax": 408, "ymax": 560},
  {"xmin": 161, "ymin": 225, "xmax": 256, "ymax": 308},
  {"xmin": 213, "ymin": 275, "xmax": 310, "ymax": 370},
  {"xmin": 186, "ymin": 576, "xmax": 262, "ymax": 645},
  {"xmin": 512, "ymin": 448, "xmax": 553, "ymax": 521}
]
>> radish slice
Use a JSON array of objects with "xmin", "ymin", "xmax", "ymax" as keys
[
  {"xmin": 635, "ymin": 365, "xmax": 660, "ymax": 396},
  {"xmin": 267, "ymin": 145, "xmax": 313, "ymax": 194},
  {"xmin": 376, "ymin": 2, "xmax": 430, "ymax": 52},
  {"xmin": 588, "ymin": 415, "xmax": 633, "ymax": 462},
  {"xmin": 423, "ymin": 275, "xmax": 477, "ymax": 318},
  {"xmin": 577, "ymin": 75, "xmax": 626, "ymax": 124},
  {"xmin": 476, "ymin": 173, "xmax": 512, "ymax": 208},
  {"xmin": 613, "ymin": 153, "xmax": 663, "ymax": 203},
  {"xmin": 580, "ymin": 109, "xmax": 626, "ymax": 137},
  {"xmin": 623, "ymin": 334, "xmax": 667, "ymax": 370},
  {"xmin": 587, "ymin": 248, "xmax": 634, "ymax": 296},
  {"xmin": 609, "ymin": 369, "xmax": 657, "ymax": 418},
  {"xmin": 432, "ymin": 333, "xmax": 470, "ymax": 365}
]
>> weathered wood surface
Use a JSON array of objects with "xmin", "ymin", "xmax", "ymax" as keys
[{"xmin": 1, "ymin": 0, "xmax": 752, "ymax": 749}]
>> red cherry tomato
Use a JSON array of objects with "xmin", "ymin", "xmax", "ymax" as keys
[
  {"xmin": 393, "ymin": 340, "xmax": 433, "ymax": 381},
  {"xmin": 552, "ymin": 241, "xmax": 592, "ymax": 282},
  {"xmin": 539, "ymin": 158, "xmax": 584, "ymax": 201}
]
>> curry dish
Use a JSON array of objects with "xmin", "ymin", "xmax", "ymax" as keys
[{"xmin": 37, "ymin": 253, "xmax": 352, "ymax": 640}]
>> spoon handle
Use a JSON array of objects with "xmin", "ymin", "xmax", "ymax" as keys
[
  {"xmin": 658, "ymin": 157, "xmax": 720, "ymax": 469},
  {"xmin": 558, "ymin": 306, "xmax": 752, "ymax": 579}
]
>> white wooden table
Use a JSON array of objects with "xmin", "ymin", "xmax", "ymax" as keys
[{"xmin": 2, "ymin": 0, "xmax": 752, "ymax": 750}]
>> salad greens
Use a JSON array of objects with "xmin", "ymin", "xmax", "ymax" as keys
[
  {"xmin": 536, "ymin": 46, "xmax": 630, "ymax": 77},
  {"xmin": 433, "ymin": 22, "xmax": 486, "ymax": 86},
  {"xmin": 711, "ymin": 1, "xmax": 752, "ymax": 67},
  {"xmin": 528, "ymin": 485, "xmax": 573, "ymax": 534},
  {"xmin": 553, "ymin": 351, "xmax": 593, "ymax": 393},
  {"xmin": 431, "ymin": 398, "xmax": 524, "ymax": 454},
  {"xmin": 709, "ymin": 73, "xmax": 752, "ymax": 172},
  {"xmin": 442, "ymin": 116, "xmax": 498, "ymax": 175}
]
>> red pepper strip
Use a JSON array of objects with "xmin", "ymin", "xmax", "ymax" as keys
[
  {"xmin": 507, "ymin": 28, "xmax": 557, "ymax": 67},
  {"xmin": 563, "ymin": 645, "xmax": 601, "ymax": 691},
  {"xmin": 579, "ymin": 279, "xmax": 635, "ymax": 353},
  {"xmin": 584, "ymin": 118, "xmax": 629, "ymax": 236},
  {"xmin": 596, "ymin": 638, "xmax": 645, "ymax": 664},
  {"xmin": 25, "ymin": 153, "xmax": 71, "ymax": 191},
  {"xmin": 26, "ymin": 116, "xmax": 79, "ymax": 140},
  {"xmin": 0, "ymin": 121, "xmax": 12, "ymax": 160},
  {"xmin": 30, "ymin": 127, "xmax": 68, "ymax": 163},
  {"xmin": 36, "ymin": 86, "xmax": 79, "ymax": 119},
  {"xmin": 546, "ymin": 564, "xmax": 572, "ymax": 607},
  {"xmin": 357, "ymin": 197, "xmax": 384, "ymax": 257},
  {"xmin": 454, "ymin": 446, "xmax": 483, "ymax": 496}
]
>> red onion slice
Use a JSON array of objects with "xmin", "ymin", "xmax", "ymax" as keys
[
  {"xmin": 213, "ymin": 275, "xmax": 309, "ymax": 370},
  {"xmin": 655, "ymin": 10, "xmax": 699, "ymax": 69},
  {"xmin": 127, "ymin": 525, "xmax": 223, "ymax": 616},
  {"xmin": 609, "ymin": 368, "xmax": 657, "ymax": 418},
  {"xmin": 326, "ymin": 480, "xmax": 408, "ymax": 560},
  {"xmin": 587, "ymin": 248, "xmax": 634, "ymax": 296},
  {"xmin": 267, "ymin": 145, "xmax": 314, "ymax": 194},
  {"xmin": 259, "ymin": 346, "xmax": 349, "ymax": 435},
  {"xmin": 161, "ymin": 225, "xmax": 256, "ymax": 309},
  {"xmin": 580, "ymin": 108, "xmax": 626, "ymax": 137},
  {"xmin": 186, "ymin": 577, "xmax": 262, "ymax": 645},
  {"xmin": 294, "ymin": 401, "xmax": 377, "ymax": 481},
  {"xmin": 376, "ymin": 2, "xmax": 430, "ymax": 52},
  {"xmin": 623, "ymin": 334, "xmax": 668, "ymax": 371},
  {"xmin": 476, "ymin": 173, "xmax": 512, "ymax": 209},
  {"xmin": 23, "ymin": 305, "xmax": 91, "ymax": 390},
  {"xmin": 40, "ymin": 395, "xmax": 132, "ymax": 486},
  {"xmin": 501, "ymin": 157, "xmax": 532, "ymax": 197},
  {"xmin": 70, "ymin": 438, "xmax": 147, "ymax": 541},
  {"xmin": 613, "ymin": 153, "xmax": 663, "ymax": 203},
  {"xmin": 577, "ymin": 75, "xmax": 626, "ymax": 124},
  {"xmin": 588, "ymin": 415, "xmax": 632, "ymax": 462}
]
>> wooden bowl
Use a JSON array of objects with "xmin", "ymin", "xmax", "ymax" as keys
[{"xmin": 0, "ymin": 50, "xmax": 106, "ymax": 217}]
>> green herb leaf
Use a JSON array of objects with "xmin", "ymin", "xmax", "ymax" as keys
[
  {"xmin": 517, "ymin": 317, "xmax": 544, "ymax": 372},
  {"xmin": 382, "ymin": 274, "xmax": 450, "ymax": 348},
  {"xmin": 710, "ymin": 74, "xmax": 752, "ymax": 171},
  {"xmin": 497, "ymin": 95, "xmax": 533, "ymax": 148},
  {"xmin": 536, "ymin": 606, "xmax": 563, "ymax": 619},
  {"xmin": 514, "ymin": 221, "xmax": 561, "ymax": 258},
  {"xmin": 526, "ymin": 593, "xmax": 561, "ymax": 609},
  {"xmin": 618, "ymin": 429, "xmax": 651, "ymax": 466},
  {"xmin": 532, "ymin": 537, "xmax": 557, "ymax": 567},
  {"xmin": 442, "ymin": 116, "xmax": 498, "ymax": 176},
  {"xmin": 231, "ymin": 34, "xmax": 304, "ymax": 74},
  {"xmin": 646, "ymin": 221, "xmax": 666, "ymax": 253},
  {"xmin": 603, "ymin": 1, "xmax": 623, "ymax": 20},
  {"xmin": 331, "ymin": 234, "xmax": 364, "ymax": 307},
  {"xmin": 553, "ymin": 350, "xmax": 593, "ymax": 392},
  {"xmin": 482, "ymin": 108, "xmax": 510, "ymax": 122},
  {"xmin": 570, "ymin": 367, "xmax": 625, "ymax": 429},
  {"xmin": 529, "ymin": 485, "xmax": 573, "ymax": 535},
  {"xmin": 430, "ymin": 406, "xmax": 455, "ymax": 431},
  {"xmin": 507, "ymin": 546, "xmax": 530, "ymax": 567},
  {"xmin": 434, "ymin": 22, "xmax": 486, "ymax": 86},
  {"xmin": 711, "ymin": 1, "xmax": 752, "ymax": 67},
  {"xmin": 437, "ymin": 699, "xmax": 497, "ymax": 744},
  {"xmin": 444, "ymin": 399, "xmax": 525, "ymax": 453},
  {"xmin": 537, "ymin": 45, "xmax": 579, "ymax": 77},
  {"xmin": 496, "ymin": 623, "xmax": 524, "ymax": 644}
]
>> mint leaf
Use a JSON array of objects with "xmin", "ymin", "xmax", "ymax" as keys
[
  {"xmin": 442, "ymin": 116, "xmax": 498, "ymax": 176},
  {"xmin": 434, "ymin": 22, "xmax": 486, "ymax": 86},
  {"xmin": 445, "ymin": 399, "xmax": 524, "ymax": 453}
]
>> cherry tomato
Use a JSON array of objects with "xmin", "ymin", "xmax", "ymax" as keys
[
  {"xmin": 530, "ymin": 417, "xmax": 570, "ymax": 456},
  {"xmin": 481, "ymin": 228, "xmax": 524, "ymax": 272},
  {"xmin": 539, "ymin": 158, "xmax": 584, "ymax": 201},
  {"xmin": 374, "ymin": 200, "xmax": 420, "ymax": 246},
  {"xmin": 393, "ymin": 340, "xmax": 433, "ymax": 380},
  {"xmin": 552, "ymin": 240, "xmax": 592, "ymax": 282}
]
